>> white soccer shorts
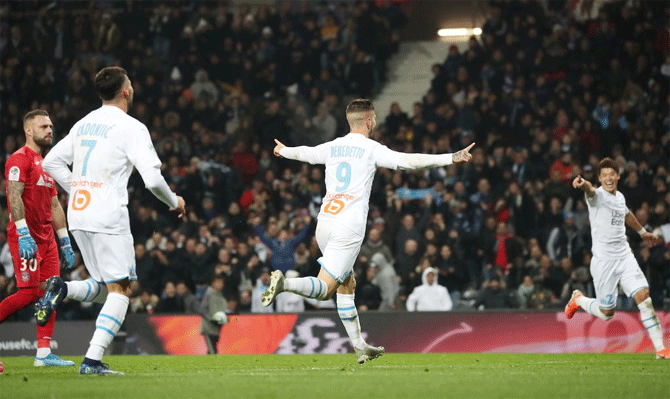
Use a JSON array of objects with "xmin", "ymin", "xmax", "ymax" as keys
[
  {"xmin": 590, "ymin": 252, "xmax": 649, "ymax": 310},
  {"xmin": 314, "ymin": 221, "xmax": 364, "ymax": 284},
  {"xmin": 71, "ymin": 230, "xmax": 137, "ymax": 284}
]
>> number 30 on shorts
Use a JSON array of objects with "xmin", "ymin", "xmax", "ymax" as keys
[{"xmin": 20, "ymin": 258, "xmax": 37, "ymax": 272}]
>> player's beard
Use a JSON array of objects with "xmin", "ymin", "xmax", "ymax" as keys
[{"xmin": 33, "ymin": 135, "xmax": 53, "ymax": 150}]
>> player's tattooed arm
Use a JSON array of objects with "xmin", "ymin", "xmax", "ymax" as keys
[
  {"xmin": 452, "ymin": 143, "xmax": 475, "ymax": 163},
  {"xmin": 7, "ymin": 180, "xmax": 27, "ymax": 221}
]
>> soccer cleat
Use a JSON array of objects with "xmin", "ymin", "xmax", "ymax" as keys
[
  {"xmin": 79, "ymin": 362, "xmax": 125, "ymax": 375},
  {"xmin": 0, "ymin": 358, "xmax": 4, "ymax": 374},
  {"xmin": 34, "ymin": 353, "xmax": 76, "ymax": 367},
  {"xmin": 656, "ymin": 348, "xmax": 670, "ymax": 359},
  {"xmin": 355, "ymin": 344, "xmax": 385, "ymax": 364},
  {"xmin": 35, "ymin": 276, "xmax": 67, "ymax": 326},
  {"xmin": 564, "ymin": 290, "xmax": 583, "ymax": 319},
  {"xmin": 262, "ymin": 270, "xmax": 284, "ymax": 307}
]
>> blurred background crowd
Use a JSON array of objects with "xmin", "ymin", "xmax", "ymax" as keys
[{"xmin": 1, "ymin": 0, "xmax": 669, "ymax": 321}]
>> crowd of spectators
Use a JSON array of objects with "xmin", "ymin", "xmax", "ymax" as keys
[{"xmin": 1, "ymin": 0, "xmax": 669, "ymax": 321}]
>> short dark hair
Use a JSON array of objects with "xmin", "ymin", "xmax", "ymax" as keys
[
  {"xmin": 598, "ymin": 157, "xmax": 619, "ymax": 175},
  {"xmin": 94, "ymin": 67, "xmax": 128, "ymax": 101},
  {"xmin": 346, "ymin": 98, "xmax": 374, "ymax": 115},
  {"xmin": 23, "ymin": 109, "xmax": 49, "ymax": 128}
]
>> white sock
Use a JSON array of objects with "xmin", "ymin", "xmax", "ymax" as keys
[
  {"xmin": 284, "ymin": 277, "xmax": 328, "ymax": 300},
  {"xmin": 576, "ymin": 295, "xmax": 612, "ymax": 321},
  {"xmin": 337, "ymin": 293, "xmax": 365, "ymax": 350},
  {"xmin": 85, "ymin": 293, "xmax": 129, "ymax": 361},
  {"xmin": 67, "ymin": 279, "xmax": 108, "ymax": 303},
  {"xmin": 36, "ymin": 347, "xmax": 51, "ymax": 358},
  {"xmin": 637, "ymin": 298, "xmax": 665, "ymax": 351}
]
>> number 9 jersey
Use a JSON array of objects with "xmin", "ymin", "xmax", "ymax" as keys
[
  {"xmin": 43, "ymin": 105, "xmax": 162, "ymax": 234},
  {"xmin": 281, "ymin": 133, "xmax": 399, "ymax": 237}
]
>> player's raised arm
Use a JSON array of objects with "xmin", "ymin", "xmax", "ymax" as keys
[
  {"xmin": 625, "ymin": 211, "xmax": 663, "ymax": 247},
  {"xmin": 394, "ymin": 142, "xmax": 475, "ymax": 170},
  {"xmin": 42, "ymin": 132, "xmax": 74, "ymax": 193},
  {"xmin": 572, "ymin": 175, "xmax": 595, "ymax": 197},
  {"xmin": 273, "ymin": 138, "xmax": 329, "ymax": 165}
]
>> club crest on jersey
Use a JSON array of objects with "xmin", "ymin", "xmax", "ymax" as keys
[
  {"xmin": 21, "ymin": 271, "xmax": 31, "ymax": 283},
  {"xmin": 8, "ymin": 166, "xmax": 20, "ymax": 181}
]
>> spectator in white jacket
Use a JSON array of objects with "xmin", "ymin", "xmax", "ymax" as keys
[{"xmin": 406, "ymin": 267, "xmax": 453, "ymax": 311}]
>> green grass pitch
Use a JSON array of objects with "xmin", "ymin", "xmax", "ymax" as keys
[{"xmin": 1, "ymin": 353, "xmax": 668, "ymax": 399}]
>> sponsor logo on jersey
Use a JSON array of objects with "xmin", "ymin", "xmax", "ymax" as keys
[
  {"xmin": 8, "ymin": 166, "xmax": 20, "ymax": 181},
  {"xmin": 71, "ymin": 179, "xmax": 104, "ymax": 189},
  {"xmin": 36, "ymin": 175, "xmax": 53, "ymax": 188},
  {"xmin": 71, "ymin": 189, "xmax": 91, "ymax": 211},
  {"xmin": 21, "ymin": 272, "xmax": 31, "ymax": 283}
]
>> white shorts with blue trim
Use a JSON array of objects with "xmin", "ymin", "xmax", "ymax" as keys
[
  {"xmin": 591, "ymin": 252, "xmax": 648, "ymax": 309},
  {"xmin": 314, "ymin": 220, "xmax": 364, "ymax": 284},
  {"xmin": 71, "ymin": 230, "xmax": 136, "ymax": 284}
]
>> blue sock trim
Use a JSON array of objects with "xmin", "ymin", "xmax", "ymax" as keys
[
  {"xmin": 316, "ymin": 279, "xmax": 323, "ymax": 299},
  {"xmin": 641, "ymin": 316, "xmax": 655, "ymax": 323},
  {"xmin": 99, "ymin": 313, "xmax": 122, "ymax": 326},
  {"xmin": 309, "ymin": 277, "xmax": 315, "ymax": 297},
  {"xmin": 83, "ymin": 281, "xmax": 92, "ymax": 301},
  {"xmin": 95, "ymin": 325, "xmax": 116, "ymax": 337},
  {"xmin": 90, "ymin": 281, "xmax": 104, "ymax": 301},
  {"xmin": 646, "ymin": 323, "xmax": 660, "ymax": 330},
  {"xmin": 337, "ymin": 306, "xmax": 356, "ymax": 311},
  {"xmin": 340, "ymin": 316, "xmax": 357, "ymax": 321}
]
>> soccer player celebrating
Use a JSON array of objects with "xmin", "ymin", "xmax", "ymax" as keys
[
  {"xmin": 35, "ymin": 67, "xmax": 186, "ymax": 374},
  {"xmin": 566, "ymin": 158, "xmax": 669, "ymax": 359},
  {"xmin": 1, "ymin": 110, "xmax": 76, "ymax": 367},
  {"xmin": 263, "ymin": 99, "xmax": 474, "ymax": 363}
]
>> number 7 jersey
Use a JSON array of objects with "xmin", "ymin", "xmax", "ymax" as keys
[
  {"xmin": 44, "ymin": 105, "xmax": 162, "ymax": 234},
  {"xmin": 283, "ymin": 133, "xmax": 399, "ymax": 237}
]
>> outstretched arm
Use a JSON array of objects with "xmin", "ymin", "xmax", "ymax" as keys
[
  {"xmin": 625, "ymin": 211, "xmax": 663, "ymax": 247},
  {"xmin": 572, "ymin": 175, "xmax": 596, "ymax": 197},
  {"xmin": 395, "ymin": 143, "xmax": 475, "ymax": 170},
  {"xmin": 274, "ymin": 139, "xmax": 328, "ymax": 165}
]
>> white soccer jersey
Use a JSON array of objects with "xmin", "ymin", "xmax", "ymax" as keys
[
  {"xmin": 585, "ymin": 186, "xmax": 631, "ymax": 260},
  {"xmin": 281, "ymin": 133, "xmax": 399, "ymax": 236},
  {"xmin": 44, "ymin": 105, "xmax": 164, "ymax": 234}
]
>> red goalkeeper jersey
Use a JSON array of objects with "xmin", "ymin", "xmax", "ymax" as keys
[{"xmin": 5, "ymin": 146, "xmax": 57, "ymax": 242}]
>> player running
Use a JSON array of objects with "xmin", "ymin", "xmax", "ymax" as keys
[
  {"xmin": 35, "ymin": 67, "xmax": 186, "ymax": 374},
  {"xmin": 262, "ymin": 99, "xmax": 474, "ymax": 363},
  {"xmin": 0, "ymin": 110, "xmax": 75, "ymax": 367},
  {"xmin": 565, "ymin": 157, "xmax": 669, "ymax": 359}
]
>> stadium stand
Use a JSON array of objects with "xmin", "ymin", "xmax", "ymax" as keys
[{"xmin": 0, "ymin": 1, "xmax": 668, "ymax": 320}]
